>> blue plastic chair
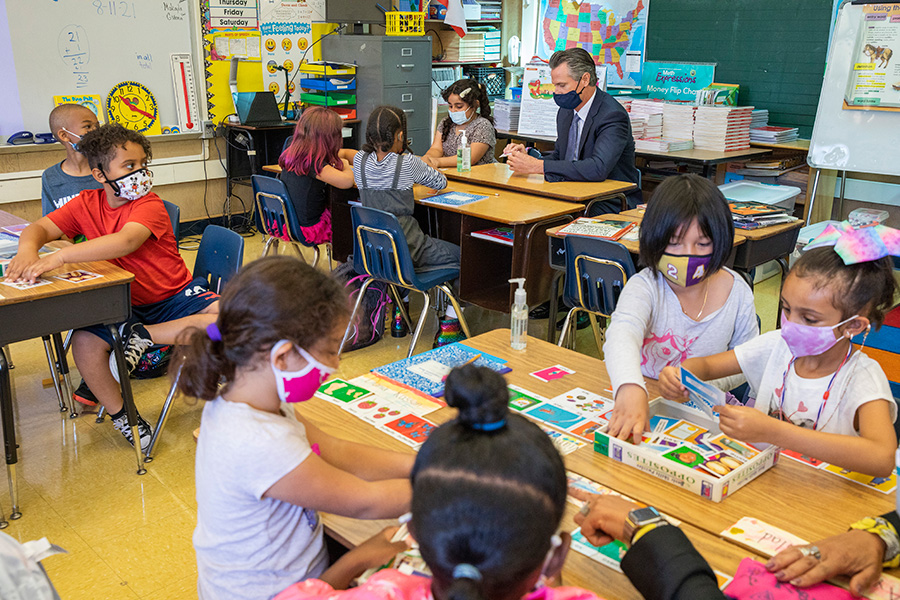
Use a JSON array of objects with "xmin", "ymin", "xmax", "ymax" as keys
[
  {"xmin": 251, "ymin": 174, "xmax": 325, "ymax": 268},
  {"xmin": 145, "ymin": 225, "xmax": 244, "ymax": 460},
  {"xmin": 342, "ymin": 205, "xmax": 470, "ymax": 358},
  {"xmin": 557, "ymin": 235, "xmax": 636, "ymax": 356},
  {"xmin": 162, "ymin": 199, "xmax": 181, "ymax": 242}
]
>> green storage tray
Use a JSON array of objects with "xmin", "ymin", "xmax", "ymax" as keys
[{"xmin": 300, "ymin": 91, "xmax": 356, "ymax": 106}]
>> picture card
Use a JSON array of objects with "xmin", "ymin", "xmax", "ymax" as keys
[
  {"xmin": 681, "ymin": 367, "xmax": 727, "ymax": 418},
  {"xmin": 548, "ymin": 387, "xmax": 613, "ymax": 416},
  {"xmin": 696, "ymin": 453, "xmax": 745, "ymax": 478},
  {"xmin": 0, "ymin": 278, "xmax": 52, "ymax": 290},
  {"xmin": 568, "ymin": 420, "xmax": 605, "ymax": 441},
  {"xmin": 530, "ymin": 364, "xmax": 575, "ymax": 383},
  {"xmin": 507, "ymin": 385, "xmax": 547, "ymax": 411},
  {"xmin": 1, "ymin": 224, "xmax": 27, "ymax": 237},
  {"xmin": 53, "ymin": 270, "xmax": 103, "ymax": 284},
  {"xmin": 662, "ymin": 446, "xmax": 706, "ymax": 468},
  {"xmin": 823, "ymin": 464, "xmax": 896, "ymax": 494},
  {"xmin": 720, "ymin": 517, "xmax": 808, "ymax": 557},
  {"xmin": 538, "ymin": 425, "xmax": 587, "ymax": 456},
  {"xmin": 780, "ymin": 448, "xmax": 825, "ymax": 468},
  {"xmin": 664, "ymin": 420, "xmax": 707, "ymax": 442},
  {"xmin": 710, "ymin": 434, "xmax": 760, "ymax": 460},
  {"xmin": 524, "ymin": 403, "xmax": 585, "ymax": 430},
  {"xmin": 382, "ymin": 414, "xmax": 437, "ymax": 448},
  {"xmin": 565, "ymin": 471, "xmax": 682, "ymax": 526},
  {"xmin": 316, "ymin": 378, "xmax": 373, "ymax": 404},
  {"xmin": 569, "ymin": 528, "xmax": 626, "ymax": 573}
]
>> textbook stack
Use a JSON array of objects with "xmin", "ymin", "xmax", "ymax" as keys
[
  {"xmin": 749, "ymin": 126, "xmax": 799, "ymax": 144},
  {"xmin": 630, "ymin": 99, "xmax": 664, "ymax": 139},
  {"xmin": 469, "ymin": 26, "xmax": 501, "ymax": 61},
  {"xmin": 493, "ymin": 99, "xmax": 521, "ymax": 131},
  {"xmin": 750, "ymin": 109, "xmax": 769, "ymax": 129},
  {"xmin": 662, "ymin": 103, "xmax": 696, "ymax": 145},
  {"xmin": 693, "ymin": 105, "xmax": 754, "ymax": 152},
  {"xmin": 438, "ymin": 31, "xmax": 486, "ymax": 62},
  {"xmin": 629, "ymin": 115, "xmax": 647, "ymax": 140},
  {"xmin": 634, "ymin": 138, "xmax": 693, "ymax": 152},
  {"xmin": 615, "ymin": 97, "xmax": 633, "ymax": 112}
]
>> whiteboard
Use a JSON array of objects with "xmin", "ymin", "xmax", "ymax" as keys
[
  {"xmin": 0, "ymin": 0, "xmax": 201, "ymax": 138},
  {"xmin": 808, "ymin": 1, "xmax": 900, "ymax": 176}
]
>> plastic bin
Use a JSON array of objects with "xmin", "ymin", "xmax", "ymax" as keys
[
  {"xmin": 718, "ymin": 181, "xmax": 801, "ymax": 212},
  {"xmin": 463, "ymin": 66, "xmax": 506, "ymax": 99},
  {"xmin": 386, "ymin": 11, "xmax": 425, "ymax": 35}
]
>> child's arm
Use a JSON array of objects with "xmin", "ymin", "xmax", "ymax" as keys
[
  {"xmin": 4, "ymin": 218, "xmax": 63, "ymax": 281},
  {"xmin": 423, "ymin": 130, "xmax": 451, "ymax": 167},
  {"xmin": 659, "ymin": 351, "xmax": 743, "ymax": 401},
  {"xmin": 317, "ymin": 527, "xmax": 410, "ymax": 590},
  {"xmin": 338, "ymin": 148, "xmax": 357, "ymax": 163},
  {"xmin": 316, "ymin": 161, "xmax": 355, "ymax": 189},
  {"xmin": 408, "ymin": 155, "xmax": 447, "ymax": 190},
  {"xmin": 301, "ymin": 416, "xmax": 414, "ymax": 481},
  {"xmin": 718, "ymin": 400, "xmax": 896, "ymax": 476}
]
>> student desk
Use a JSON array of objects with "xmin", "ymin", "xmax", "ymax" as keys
[
  {"xmin": 0, "ymin": 211, "xmax": 145, "ymax": 524},
  {"xmin": 439, "ymin": 163, "xmax": 638, "ymax": 210},
  {"xmin": 636, "ymin": 147, "xmax": 772, "ymax": 180},
  {"xmin": 299, "ymin": 330, "xmax": 892, "ymax": 598}
]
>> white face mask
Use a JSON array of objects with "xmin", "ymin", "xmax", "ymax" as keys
[
  {"xmin": 106, "ymin": 168, "xmax": 153, "ymax": 201},
  {"xmin": 61, "ymin": 127, "xmax": 83, "ymax": 152},
  {"xmin": 270, "ymin": 340, "xmax": 336, "ymax": 403},
  {"xmin": 449, "ymin": 108, "xmax": 471, "ymax": 125}
]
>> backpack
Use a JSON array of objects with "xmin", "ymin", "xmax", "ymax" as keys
[{"xmin": 332, "ymin": 261, "xmax": 389, "ymax": 352}]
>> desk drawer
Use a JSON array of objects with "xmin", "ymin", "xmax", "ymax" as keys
[
  {"xmin": 384, "ymin": 86, "xmax": 431, "ymax": 132},
  {"xmin": 382, "ymin": 41, "xmax": 430, "ymax": 86}
]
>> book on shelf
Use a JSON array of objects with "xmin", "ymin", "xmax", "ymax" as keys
[
  {"xmin": 728, "ymin": 201, "xmax": 786, "ymax": 217},
  {"xmin": 733, "ymin": 214, "xmax": 798, "ymax": 230},
  {"xmin": 471, "ymin": 226, "xmax": 514, "ymax": 246},
  {"xmin": 557, "ymin": 218, "xmax": 637, "ymax": 241}
]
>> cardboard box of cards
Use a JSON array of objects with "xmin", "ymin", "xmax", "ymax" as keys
[{"xmin": 593, "ymin": 399, "xmax": 779, "ymax": 502}]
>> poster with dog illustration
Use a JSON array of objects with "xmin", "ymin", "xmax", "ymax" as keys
[{"xmin": 844, "ymin": 4, "xmax": 900, "ymax": 111}]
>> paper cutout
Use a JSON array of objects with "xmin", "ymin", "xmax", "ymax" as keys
[{"xmin": 725, "ymin": 558, "xmax": 853, "ymax": 600}]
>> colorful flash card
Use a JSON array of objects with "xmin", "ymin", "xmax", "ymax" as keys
[
  {"xmin": 316, "ymin": 378, "xmax": 373, "ymax": 403},
  {"xmin": 570, "ymin": 528, "xmax": 626, "ymax": 573},
  {"xmin": 0, "ymin": 278, "xmax": 53, "ymax": 290},
  {"xmin": 664, "ymin": 420, "xmax": 707, "ymax": 441},
  {"xmin": 383, "ymin": 414, "xmax": 437, "ymax": 448},
  {"xmin": 569, "ymin": 420, "xmax": 605, "ymax": 441},
  {"xmin": 649, "ymin": 415, "xmax": 681, "ymax": 433},
  {"xmin": 530, "ymin": 364, "xmax": 575, "ymax": 383},
  {"xmin": 539, "ymin": 425, "xmax": 587, "ymax": 455},
  {"xmin": 720, "ymin": 517, "xmax": 808, "ymax": 557},
  {"xmin": 710, "ymin": 434, "xmax": 760, "ymax": 460},
  {"xmin": 1, "ymin": 224, "xmax": 27, "ymax": 237},
  {"xmin": 662, "ymin": 446, "xmax": 706, "ymax": 468},
  {"xmin": 507, "ymin": 385, "xmax": 546, "ymax": 411},
  {"xmin": 548, "ymin": 388, "xmax": 613, "ymax": 415},
  {"xmin": 780, "ymin": 449, "xmax": 826, "ymax": 468},
  {"xmin": 524, "ymin": 403, "xmax": 585, "ymax": 429},
  {"xmin": 53, "ymin": 270, "xmax": 103, "ymax": 284},
  {"xmin": 823, "ymin": 464, "xmax": 896, "ymax": 494},
  {"xmin": 681, "ymin": 367, "xmax": 727, "ymax": 418},
  {"xmin": 713, "ymin": 570, "xmax": 733, "ymax": 591},
  {"xmin": 696, "ymin": 453, "xmax": 744, "ymax": 478}
]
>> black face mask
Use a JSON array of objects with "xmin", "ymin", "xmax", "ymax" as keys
[{"xmin": 554, "ymin": 81, "xmax": 587, "ymax": 110}]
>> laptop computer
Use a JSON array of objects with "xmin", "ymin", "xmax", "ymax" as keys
[{"xmin": 234, "ymin": 91, "xmax": 286, "ymax": 127}]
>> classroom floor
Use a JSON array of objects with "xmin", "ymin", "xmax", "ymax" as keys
[{"xmin": 1, "ymin": 233, "xmax": 782, "ymax": 600}]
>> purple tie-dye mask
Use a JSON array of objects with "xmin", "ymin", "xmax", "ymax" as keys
[
  {"xmin": 270, "ymin": 340, "xmax": 336, "ymax": 403},
  {"xmin": 779, "ymin": 312, "xmax": 858, "ymax": 358}
]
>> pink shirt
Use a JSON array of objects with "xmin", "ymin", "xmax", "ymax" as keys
[{"xmin": 275, "ymin": 570, "xmax": 605, "ymax": 600}]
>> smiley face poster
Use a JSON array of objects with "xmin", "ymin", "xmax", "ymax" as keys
[{"xmin": 259, "ymin": 0, "xmax": 324, "ymax": 104}]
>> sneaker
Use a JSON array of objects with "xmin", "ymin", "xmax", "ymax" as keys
[
  {"xmin": 390, "ymin": 302, "xmax": 408, "ymax": 338},
  {"xmin": 433, "ymin": 316, "xmax": 466, "ymax": 348},
  {"xmin": 111, "ymin": 412, "xmax": 153, "ymax": 453},
  {"xmin": 72, "ymin": 379, "xmax": 98, "ymax": 406},
  {"xmin": 109, "ymin": 322, "xmax": 154, "ymax": 383}
]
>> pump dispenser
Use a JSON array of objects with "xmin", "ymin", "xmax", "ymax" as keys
[
  {"xmin": 457, "ymin": 130, "xmax": 471, "ymax": 172},
  {"xmin": 509, "ymin": 278, "xmax": 527, "ymax": 350}
]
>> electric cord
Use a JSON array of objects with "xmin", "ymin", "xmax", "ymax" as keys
[{"xmin": 282, "ymin": 23, "xmax": 349, "ymax": 108}]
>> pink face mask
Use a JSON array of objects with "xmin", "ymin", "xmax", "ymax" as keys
[
  {"xmin": 780, "ymin": 312, "xmax": 858, "ymax": 358},
  {"xmin": 270, "ymin": 340, "xmax": 336, "ymax": 403}
]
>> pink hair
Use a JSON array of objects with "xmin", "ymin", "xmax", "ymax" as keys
[{"xmin": 278, "ymin": 106, "xmax": 344, "ymax": 176}]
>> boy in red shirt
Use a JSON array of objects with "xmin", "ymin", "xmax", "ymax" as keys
[{"xmin": 6, "ymin": 124, "xmax": 219, "ymax": 452}]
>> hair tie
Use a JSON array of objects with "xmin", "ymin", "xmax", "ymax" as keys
[
  {"xmin": 453, "ymin": 563, "xmax": 482, "ymax": 582},
  {"xmin": 471, "ymin": 419, "xmax": 506, "ymax": 432},
  {"xmin": 206, "ymin": 323, "xmax": 222, "ymax": 342},
  {"xmin": 804, "ymin": 220, "xmax": 900, "ymax": 265}
]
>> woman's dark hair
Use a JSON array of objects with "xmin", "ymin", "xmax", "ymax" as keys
[
  {"xmin": 792, "ymin": 247, "xmax": 897, "ymax": 328},
  {"xmin": 411, "ymin": 366, "xmax": 567, "ymax": 600},
  {"xmin": 173, "ymin": 256, "xmax": 349, "ymax": 400},
  {"xmin": 639, "ymin": 173, "xmax": 734, "ymax": 275},
  {"xmin": 79, "ymin": 123, "xmax": 153, "ymax": 173},
  {"xmin": 440, "ymin": 79, "xmax": 494, "ymax": 143},
  {"xmin": 362, "ymin": 105, "xmax": 408, "ymax": 154}
]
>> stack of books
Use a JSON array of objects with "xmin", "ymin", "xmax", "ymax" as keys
[
  {"xmin": 438, "ymin": 31, "xmax": 485, "ymax": 62},
  {"xmin": 729, "ymin": 201, "xmax": 797, "ymax": 230},
  {"xmin": 749, "ymin": 126, "xmax": 799, "ymax": 144},
  {"xmin": 469, "ymin": 26, "xmax": 501, "ymax": 61},
  {"xmin": 630, "ymin": 115, "xmax": 646, "ymax": 139},
  {"xmin": 693, "ymin": 106, "xmax": 754, "ymax": 152},
  {"xmin": 751, "ymin": 109, "xmax": 769, "ymax": 129},
  {"xmin": 615, "ymin": 98, "xmax": 633, "ymax": 112},
  {"xmin": 493, "ymin": 99, "xmax": 521, "ymax": 131},
  {"xmin": 631, "ymin": 99, "xmax": 664, "ymax": 139},
  {"xmin": 662, "ymin": 103, "xmax": 696, "ymax": 144},
  {"xmin": 635, "ymin": 138, "xmax": 693, "ymax": 152},
  {"xmin": 478, "ymin": 0, "xmax": 502, "ymax": 19}
]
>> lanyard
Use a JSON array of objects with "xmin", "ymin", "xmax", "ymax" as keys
[{"xmin": 778, "ymin": 345, "xmax": 853, "ymax": 431}]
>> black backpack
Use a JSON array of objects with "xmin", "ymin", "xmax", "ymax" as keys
[{"xmin": 332, "ymin": 261, "xmax": 389, "ymax": 352}]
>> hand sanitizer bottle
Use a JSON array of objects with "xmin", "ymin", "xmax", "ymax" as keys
[
  {"xmin": 509, "ymin": 278, "xmax": 527, "ymax": 350},
  {"xmin": 457, "ymin": 130, "xmax": 471, "ymax": 172}
]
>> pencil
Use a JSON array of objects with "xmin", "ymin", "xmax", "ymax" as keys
[
  {"xmin": 468, "ymin": 190, "xmax": 500, "ymax": 196},
  {"xmin": 461, "ymin": 353, "xmax": 482, "ymax": 366}
]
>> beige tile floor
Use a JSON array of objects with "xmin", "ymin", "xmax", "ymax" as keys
[{"xmin": 1, "ymin": 232, "xmax": 782, "ymax": 599}]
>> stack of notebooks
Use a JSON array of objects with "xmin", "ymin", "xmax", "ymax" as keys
[
  {"xmin": 615, "ymin": 98, "xmax": 633, "ymax": 112},
  {"xmin": 438, "ymin": 31, "xmax": 486, "ymax": 62},
  {"xmin": 749, "ymin": 126, "xmax": 799, "ymax": 144},
  {"xmin": 478, "ymin": 0, "xmax": 502, "ymax": 19},
  {"xmin": 693, "ymin": 105, "xmax": 754, "ymax": 152},
  {"xmin": 469, "ymin": 26, "xmax": 501, "ymax": 61},
  {"xmin": 493, "ymin": 99, "xmax": 521, "ymax": 131},
  {"xmin": 750, "ymin": 109, "xmax": 769, "ymax": 129},
  {"xmin": 635, "ymin": 138, "xmax": 693, "ymax": 152},
  {"xmin": 630, "ymin": 115, "xmax": 647, "ymax": 140},
  {"xmin": 662, "ymin": 103, "xmax": 696, "ymax": 143},
  {"xmin": 729, "ymin": 201, "xmax": 797, "ymax": 230},
  {"xmin": 630, "ymin": 99, "xmax": 664, "ymax": 139}
]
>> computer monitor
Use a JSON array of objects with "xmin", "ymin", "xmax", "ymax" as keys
[{"xmin": 322, "ymin": 0, "xmax": 384, "ymax": 24}]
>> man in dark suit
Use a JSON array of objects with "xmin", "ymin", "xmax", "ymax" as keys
[{"xmin": 507, "ymin": 48, "xmax": 642, "ymax": 214}]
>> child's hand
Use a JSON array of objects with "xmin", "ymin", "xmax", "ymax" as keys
[
  {"xmin": 348, "ymin": 526, "xmax": 410, "ymax": 573},
  {"xmin": 658, "ymin": 366, "xmax": 687, "ymax": 400},
  {"xmin": 718, "ymin": 405, "xmax": 774, "ymax": 443},
  {"xmin": 570, "ymin": 488, "xmax": 641, "ymax": 547},
  {"xmin": 5, "ymin": 251, "xmax": 63, "ymax": 283},
  {"xmin": 607, "ymin": 384, "xmax": 649, "ymax": 443}
]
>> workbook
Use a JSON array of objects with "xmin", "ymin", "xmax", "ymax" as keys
[
  {"xmin": 418, "ymin": 191, "xmax": 487, "ymax": 207},
  {"xmin": 372, "ymin": 343, "xmax": 511, "ymax": 398},
  {"xmin": 470, "ymin": 226, "xmax": 514, "ymax": 246},
  {"xmin": 557, "ymin": 218, "xmax": 636, "ymax": 241}
]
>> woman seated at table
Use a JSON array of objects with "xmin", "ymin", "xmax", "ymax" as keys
[{"xmin": 423, "ymin": 79, "xmax": 497, "ymax": 168}]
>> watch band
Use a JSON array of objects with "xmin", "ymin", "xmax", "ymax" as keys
[
  {"xmin": 623, "ymin": 507, "xmax": 665, "ymax": 545},
  {"xmin": 631, "ymin": 521, "xmax": 669, "ymax": 547},
  {"xmin": 849, "ymin": 516, "xmax": 900, "ymax": 568}
]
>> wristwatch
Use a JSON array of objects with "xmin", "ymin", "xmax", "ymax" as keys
[
  {"xmin": 849, "ymin": 516, "xmax": 900, "ymax": 568},
  {"xmin": 623, "ymin": 506, "xmax": 667, "ymax": 546}
]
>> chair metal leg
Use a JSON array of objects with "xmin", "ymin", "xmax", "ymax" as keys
[
  {"xmin": 0, "ymin": 346, "xmax": 19, "ymax": 522},
  {"xmin": 325, "ymin": 243, "xmax": 334, "ymax": 272},
  {"xmin": 339, "ymin": 277, "xmax": 376, "ymax": 355},
  {"xmin": 557, "ymin": 307, "xmax": 580, "ymax": 349},
  {"xmin": 42, "ymin": 336, "xmax": 67, "ymax": 413},
  {"xmin": 107, "ymin": 324, "xmax": 146, "ymax": 475},
  {"xmin": 588, "ymin": 314, "xmax": 605, "ymax": 359},
  {"xmin": 437, "ymin": 284, "xmax": 471, "ymax": 338},
  {"xmin": 51, "ymin": 333, "xmax": 77, "ymax": 419},
  {"xmin": 407, "ymin": 291, "xmax": 432, "ymax": 358},
  {"xmin": 388, "ymin": 285, "xmax": 414, "ymax": 331},
  {"xmin": 96, "ymin": 406, "xmax": 106, "ymax": 423},
  {"xmin": 262, "ymin": 236, "xmax": 279, "ymax": 257},
  {"xmin": 145, "ymin": 365, "xmax": 182, "ymax": 461},
  {"xmin": 310, "ymin": 245, "xmax": 320, "ymax": 270}
]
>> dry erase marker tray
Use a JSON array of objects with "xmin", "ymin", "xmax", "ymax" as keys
[{"xmin": 593, "ymin": 399, "xmax": 779, "ymax": 502}]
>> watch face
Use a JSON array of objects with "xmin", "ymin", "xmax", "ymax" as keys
[
  {"xmin": 106, "ymin": 81, "xmax": 158, "ymax": 133},
  {"xmin": 629, "ymin": 507, "xmax": 661, "ymax": 524}
]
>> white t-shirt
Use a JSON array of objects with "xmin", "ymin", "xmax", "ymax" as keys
[
  {"xmin": 194, "ymin": 398, "xmax": 327, "ymax": 600},
  {"xmin": 734, "ymin": 330, "xmax": 897, "ymax": 435},
  {"xmin": 604, "ymin": 267, "xmax": 758, "ymax": 397}
]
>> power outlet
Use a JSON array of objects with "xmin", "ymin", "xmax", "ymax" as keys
[{"xmin": 201, "ymin": 120, "xmax": 216, "ymax": 139}]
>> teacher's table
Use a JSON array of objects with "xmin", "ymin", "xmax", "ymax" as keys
[
  {"xmin": 636, "ymin": 147, "xmax": 772, "ymax": 181},
  {"xmin": 0, "ymin": 211, "xmax": 146, "ymax": 524},
  {"xmin": 440, "ymin": 163, "xmax": 638, "ymax": 211},
  {"xmin": 300, "ymin": 330, "xmax": 891, "ymax": 598}
]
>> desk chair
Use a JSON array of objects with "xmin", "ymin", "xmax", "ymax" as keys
[
  {"xmin": 341, "ymin": 205, "xmax": 470, "ymax": 359},
  {"xmin": 251, "ymin": 174, "xmax": 329, "ymax": 269},
  {"xmin": 853, "ymin": 304, "xmax": 900, "ymax": 438},
  {"xmin": 163, "ymin": 199, "xmax": 181, "ymax": 243},
  {"xmin": 585, "ymin": 171, "xmax": 640, "ymax": 216},
  {"xmin": 145, "ymin": 225, "xmax": 244, "ymax": 460},
  {"xmin": 557, "ymin": 235, "xmax": 636, "ymax": 357}
]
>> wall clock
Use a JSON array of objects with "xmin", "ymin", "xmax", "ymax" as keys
[{"xmin": 106, "ymin": 81, "xmax": 162, "ymax": 135}]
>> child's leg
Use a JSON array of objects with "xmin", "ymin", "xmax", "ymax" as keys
[{"xmin": 71, "ymin": 330, "xmax": 124, "ymax": 414}]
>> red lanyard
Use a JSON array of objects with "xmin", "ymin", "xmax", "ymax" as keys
[{"xmin": 778, "ymin": 345, "xmax": 853, "ymax": 430}]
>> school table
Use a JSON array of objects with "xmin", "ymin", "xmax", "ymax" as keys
[
  {"xmin": 439, "ymin": 163, "xmax": 638, "ymax": 210},
  {"xmin": 299, "ymin": 330, "xmax": 894, "ymax": 598},
  {"xmin": 0, "ymin": 211, "xmax": 146, "ymax": 525}
]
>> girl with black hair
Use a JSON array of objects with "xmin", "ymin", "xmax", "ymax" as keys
[
  {"xmin": 603, "ymin": 174, "xmax": 758, "ymax": 444},
  {"xmin": 423, "ymin": 79, "xmax": 497, "ymax": 168},
  {"xmin": 353, "ymin": 105, "xmax": 466, "ymax": 347}
]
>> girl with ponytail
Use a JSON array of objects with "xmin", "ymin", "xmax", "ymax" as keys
[
  {"xmin": 182, "ymin": 256, "xmax": 413, "ymax": 600},
  {"xmin": 424, "ymin": 79, "xmax": 497, "ymax": 168}
]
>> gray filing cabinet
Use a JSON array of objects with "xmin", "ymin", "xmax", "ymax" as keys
[{"xmin": 323, "ymin": 35, "xmax": 432, "ymax": 155}]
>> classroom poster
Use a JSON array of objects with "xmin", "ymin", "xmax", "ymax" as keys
[
  {"xmin": 843, "ymin": 4, "xmax": 900, "ymax": 112},
  {"xmin": 259, "ymin": 0, "xmax": 324, "ymax": 104},
  {"xmin": 517, "ymin": 63, "xmax": 558, "ymax": 137},
  {"xmin": 206, "ymin": 0, "xmax": 260, "ymax": 30},
  {"xmin": 641, "ymin": 62, "xmax": 716, "ymax": 102},
  {"xmin": 537, "ymin": 0, "xmax": 647, "ymax": 89},
  {"xmin": 53, "ymin": 95, "xmax": 105, "ymax": 124}
]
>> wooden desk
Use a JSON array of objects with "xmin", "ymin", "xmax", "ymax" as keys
[
  {"xmin": 298, "ymin": 330, "xmax": 890, "ymax": 598},
  {"xmin": 440, "ymin": 163, "xmax": 638, "ymax": 209},
  {"xmin": 495, "ymin": 128, "xmax": 557, "ymax": 146},
  {"xmin": 0, "ymin": 211, "xmax": 145, "ymax": 523},
  {"xmin": 750, "ymin": 139, "xmax": 810, "ymax": 151},
  {"xmin": 637, "ymin": 147, "xmax": 772, "ymax": 179}
]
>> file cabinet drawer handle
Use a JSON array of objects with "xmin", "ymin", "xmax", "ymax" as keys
[{"xmin": 399, "ymin": 63, "xmax": 415, "ymax": 69}]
